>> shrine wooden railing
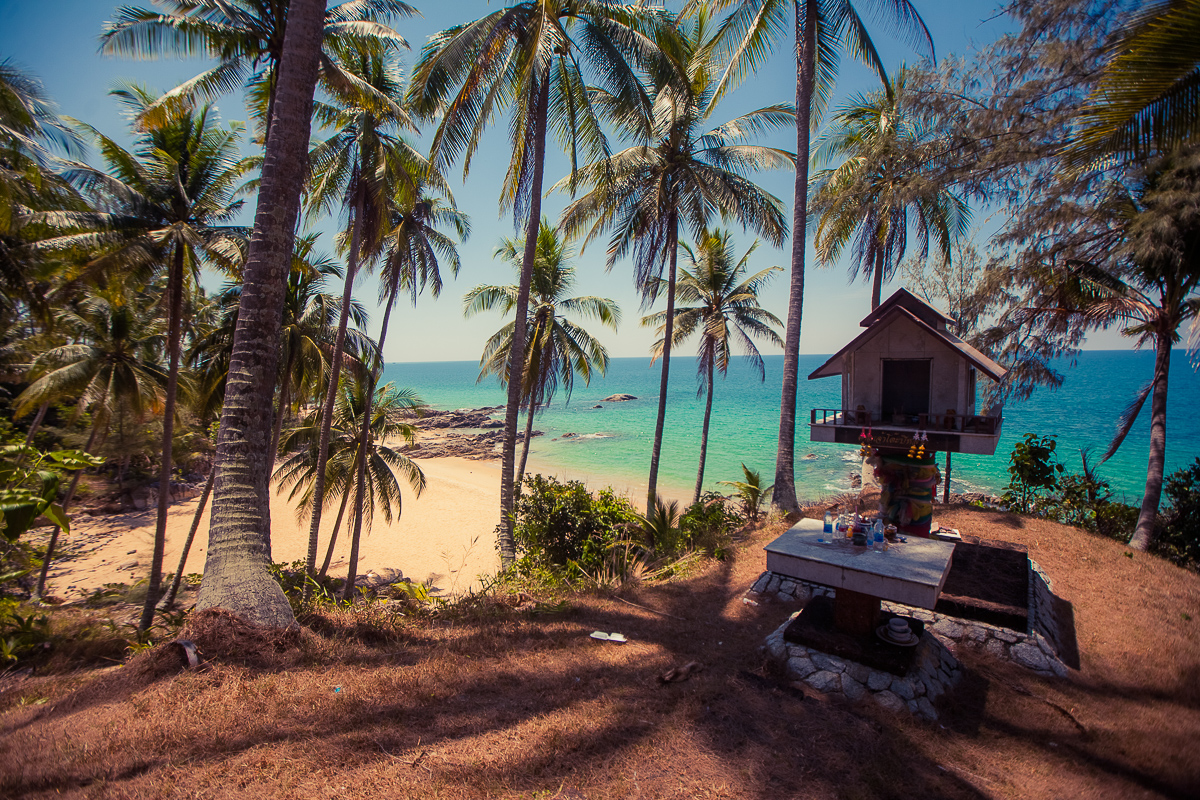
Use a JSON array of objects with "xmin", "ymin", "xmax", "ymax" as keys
[{"xmin": 810, "ymin": 408, "xmax": 1000, "ymax": 435}]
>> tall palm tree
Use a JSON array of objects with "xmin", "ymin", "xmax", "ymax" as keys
[
  {"xmin": 408, "ymin": 0, "xmax": 661, "ymax": 566},
  {"xmin": 642, "ymin": 229, "xmax": 783, "ymax": 503},
  {"xmin": 196, "ymin": 0, "xmax": 327, "ymax": 629},
  {"xmin": 810, "ymin": 67, "xmax": 971, "ymax": 309},
  {"xmin": 16, "ymin": 287, "xmax": 168, "ymax": 597},
  {"xmin": 48, "ymin": 87, "xmax": 247, "ymax": 630},
  {"xmin": 1034, "ymin": 149, "xmax": 1200, "ymax": 552},
  {"xmin": 300, "ymin": 43, "xmax": 424, "ymax": 586},
  {"xmin": 1070, "ymin": 0, "xmax": 1200, "ymax": 165},
  {"xmin": 558, "ymin": 11, "xmax": 791, "ymax": 514},
  {"xmin": 465, "ymin": 219, "xmax": 619, "ymax": 487},
  {"xmin": 687, "ymin": 0, "xmax": 934, "ymax": 512},
  {"xmin": 341, "ymin": 182, "xmax": 467, "ymax": 596},
  {"xmin": 274, "ymin": 376, "xmax": 426, "ymax": 598},
  {"xmin": 99, "ymin": 0, "xmax": 415, "ymax": 144}
]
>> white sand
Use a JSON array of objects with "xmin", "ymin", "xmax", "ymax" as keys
[{"xmin": 47, "ymin": 456, "xmax": 503, "ymax": 598}]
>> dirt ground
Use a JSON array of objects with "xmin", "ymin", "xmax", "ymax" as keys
[{"xmin": 1, "ymin": 504, "xmax": 1198, "ymax": 799}]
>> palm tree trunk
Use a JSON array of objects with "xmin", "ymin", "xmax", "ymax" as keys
[
  {"xmin": 1129, "ymin": 328, "xmax": 1171, "ymax": 551},
  {"xmin": 35, "ymin": 420, "xmax": 100, "ymax": 599},
  {"xmin": 773, "ymin": 0, "xmax": 818, "ymax": 514},
  {"xmin": 498, "ymin": 69, "xmax": 550, "ymax": 567},
  {"xmin": 647, "ymin": 215, "xmax": 679, "ymax": 516},
  {"xmin": 197, "ymin": 0, "xmax": 326, "ymax": 629},
  {"xmin": 694, "ymin": 355, "xmax": 715, "ymax": 505},
  {"xmin": 270, "ymin": 346, "xmax": 297, "ymax": 462},
  {"xmin": 341, "ymin": 290, "xmax": 397, "ymax": 601},
  {"xmin": 22, "ymin": 401, "xmax": 49, "ymax": 447},
  {"xmin": 159, "ymin": 465, "xmax": 215, "ymax": 609},
  {"xmin": 871, "ymin": 248, "xmax": 885, "ymax": 310},
  {"xmin": 319, "ymin": 486, "xmax": 351, "ymax": 577},
  {"xmin": 517, "ymin": 400, "xmax": 537, "ymax": 492},
  {"xmin": 305, "ymin": 185, "xmax": 365, "ymax": 592},
  {"xmin": 141, "ymin": 245, "xmax": 186, "ymax": 631}
]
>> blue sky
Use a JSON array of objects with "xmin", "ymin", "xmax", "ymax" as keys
[{"xmin": 0, "ymin": 1, "xmax": 1129, "ymax": 363}]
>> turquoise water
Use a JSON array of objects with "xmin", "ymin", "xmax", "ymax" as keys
[{"xmin": 381, "ymin": 351, "xmax": 1200, "ymax": 504}]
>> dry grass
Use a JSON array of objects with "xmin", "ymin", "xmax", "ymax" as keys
[{"xmin": 1, "ymin": 506, "xmax": 1198, "ymax": 799}]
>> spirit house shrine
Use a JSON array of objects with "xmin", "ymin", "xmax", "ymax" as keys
[{"xmin": 807, "ymin": 288, "xmax": 1007, "ymax": 535}]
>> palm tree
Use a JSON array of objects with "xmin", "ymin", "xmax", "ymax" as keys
[
  {"xmin": 686, "ymin": 0, "xmax": 934, "ymax": 512},
  {"xmin": 642, "ymin": 230, "xmax": 783, "ymax": 503},
  {"xmin": 48, "ymin": 86, "xmax": 247, "ymax": 630},
  {"xmin": 810, "ymin": 67, "xmax": 971, "ymax": 309},
  {"xmin": 558, "ymin": 10, "xmax": 791, "ymax": 515},
  {"xmin": 196, "ymin": 0, "xmax": 326, "ymax": 629},
  {"xmin": 300, "ymin": 43, "xmax": 424, "ymax": 586},
  {"xmin": 408, "ymin": 0, "xmax": 661, "ymax": 567},
  {"xmin": 465, "ymin": 219, "xmax": 619, "ymax": 487},
  {"xmin": 274, "ymin": 376, "xmax": 426, "ymax": 599},
  {"xmin": 1070, "ymin": 0, "xmax": 1200, "ymax": 165},
  {"xmin": 99, "ymin": 0, "xmax": 415, "ymax": 144},
  {"xmin": 15, "ymin": 287, "xmax": 168, "ymax": 597},
  {"xmin": 1034, "ymin": 149, "xmax": 1200, "ymax": 552},
  {"xmin": 340, "ymin": 182, "xmax": 467, "ymax": 596}
]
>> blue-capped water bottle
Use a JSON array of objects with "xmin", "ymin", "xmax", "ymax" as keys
[{"xmin": 823, "ymin": 510, "xmax": 833, "ymax": 534}]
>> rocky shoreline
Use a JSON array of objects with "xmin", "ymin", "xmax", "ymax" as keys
[{"xmin": 399, "ymin": 406, "xmax": 539, "ymax": 460}]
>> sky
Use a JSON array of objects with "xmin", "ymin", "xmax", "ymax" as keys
[{"xmin": 0, "ymin": 1, "xmax": 1131, "ymax": 364}]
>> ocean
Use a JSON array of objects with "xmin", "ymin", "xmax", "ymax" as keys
[{"xmin": 381, "ymin": 351, "xmax": 1200, "ymax": 505}]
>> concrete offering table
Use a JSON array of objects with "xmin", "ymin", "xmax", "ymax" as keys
[{"xmin": 764, "ymin": 519, "xmax": 956, "ymax": 635}]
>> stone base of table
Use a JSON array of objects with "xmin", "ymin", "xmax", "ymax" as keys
[{"xmin": 785, "ymin": 595, "xmax": 925, "ymax": 677}]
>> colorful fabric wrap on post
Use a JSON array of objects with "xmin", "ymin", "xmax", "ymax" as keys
[{"xmin": 873, "ymin": 454, "xmax": 941, "ymax": 536}]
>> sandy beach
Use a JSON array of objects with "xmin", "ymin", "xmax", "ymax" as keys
[{"xmin": 46, "ymin": 456, "xmax": 505, "ymax": 599}]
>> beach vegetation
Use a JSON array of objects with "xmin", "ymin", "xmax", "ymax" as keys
[
  {"xmin": 1002, "ymin": 433, "xmax": 1065, "ymax": 515},
  {"xmin": 98, "ymin": 0, "xmax": 416, "ymax": 144},
  {"xmin": 510, "ymin": 474, "xmax": 640, "ymax": 576},
  {"xmin": 719, "ymin": 462, "xmax": 773, "ymax": 522},
  {"xmin": 686, "ymin": 0, "xmax": 934, "ymax": 514},
  {"xmin": 1155, "ymin": 457, "xmax": 1200, "ymax": 568},
  {"xmin": 466, "ymin": 219, "xmax": 619, "ymax": 489},
  {"xmin": 559, "ymin": 10, "xmax": 792, "ymax": 517},
  {"xmin": 410, "ymin": 1, "xmax": 665, "ymax": 570},
  {"xmin": 643, "ymin": 229, "xmax": 784, "ymax": 504},
  {"xmin": 809, "ymin": 65, "xmax": 972, "ymax": 310}
]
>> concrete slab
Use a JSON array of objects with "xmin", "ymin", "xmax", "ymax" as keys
[{"xmin": 764, "ymin": 523, "xmax": 956, "ymax": 609}]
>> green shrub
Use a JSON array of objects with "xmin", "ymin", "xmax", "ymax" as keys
[
  {"xmin": 1154, "ymin": 458, "xmax": 1200, "ymax": 568},
  {"xmin": 680, "ymin": 492, "xmax": 738, "ymax": 559},
  {"xmin": 512, "ymin": 475, "xmax": 640, "ymax": 573},
  {"xmin": 1002, "ymin": 433, "xmax": 1065, "ymax": 514}
]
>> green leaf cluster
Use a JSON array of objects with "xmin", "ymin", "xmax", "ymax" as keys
[
  {"xmin": 1002, "ymin": 433, "xmax": 1066, "ymax": 515},
  {"xmin": 0, "ymin": 444, "xmax": 100, "ymax": 543},
  {"xmin": 511, "ymin": 475, "xmax": 641, "ymax": 573}
]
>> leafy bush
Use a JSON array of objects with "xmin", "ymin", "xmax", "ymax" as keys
[
  {"xmin": 680, "ymin": 492, "xmax": 739, "ymax": 558},
  {"xmin": 512, "ymin": 475, "xmax": 640, "ymax": 573},
  {"xmin": 1002, "ymin": 433, "xmax": 1065, "ymax": 514},
  {"xmin": 1052, "ymin": 453, "xmax": 1139, "ymax": 542},
  {"xmin": 1154, "ymin": 458, "xmax": 1200, "ymax": 568}
]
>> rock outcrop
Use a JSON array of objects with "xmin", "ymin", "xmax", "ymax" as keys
[{"xmin": 602, "ymin": 393, "xmax": 637, "ymax": 402}]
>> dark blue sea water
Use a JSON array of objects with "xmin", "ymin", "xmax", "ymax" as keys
[{"xmin": 381, "ymin": 351, "xmax": 1200, "ymax": 504}]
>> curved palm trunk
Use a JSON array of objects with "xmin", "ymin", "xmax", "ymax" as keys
[
  {"xmin": 517, "ymin": 400, "xmax": 537, "ymax": 492},
  {"xmin": 694, "ymin": 355, "xmax": 715, "ymax": 505},
  {"xmin": 341, "ymin": 293, "xmax": 396, "ymax": 600},
  {"xmin": 319, "ymin": 486, "xmax": 351, "ymax": 577},
  {"xmin": 159, "ymin": 465, "xmax": 215, "ymax": 609},
  {"xmin": 269, "ymin": 346, "xmax": 297, "ymax": 462},
  {"xmin": 141, "ymin": 245, "xmax": 186, "ymax": 631},
  {"xmin": 34, "ymin": 420, "xmax": 99, "ymax": 599},
  {"xmin": 197, "ymin": 0, "xmax": 326, "ymax": 629},
  {"xmin": 304, "ymin": 188, "xmax": 365, "ymax": 592},
  {"xmin": 22, "ymin": 401, "xmax": 49, "ymax": 447},
  {"xmin": 1129, "ymin": 328, "xmax": 1171, "ymax": 551},
  {"xmin": 773, "ymin": 0, "xmax": 818, "ymax": 514},
  {"xmin": 647, "ymin": 217, "xmax": 679, "ymax": 516},
  {"xmin": 498, "ymin": 71, "xmax": 550, "ymax": 567}
]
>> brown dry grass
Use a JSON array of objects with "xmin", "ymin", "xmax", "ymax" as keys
[{"xmin": 1, "ymin": 505, "xmax": 1198, "ymax": 799}]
